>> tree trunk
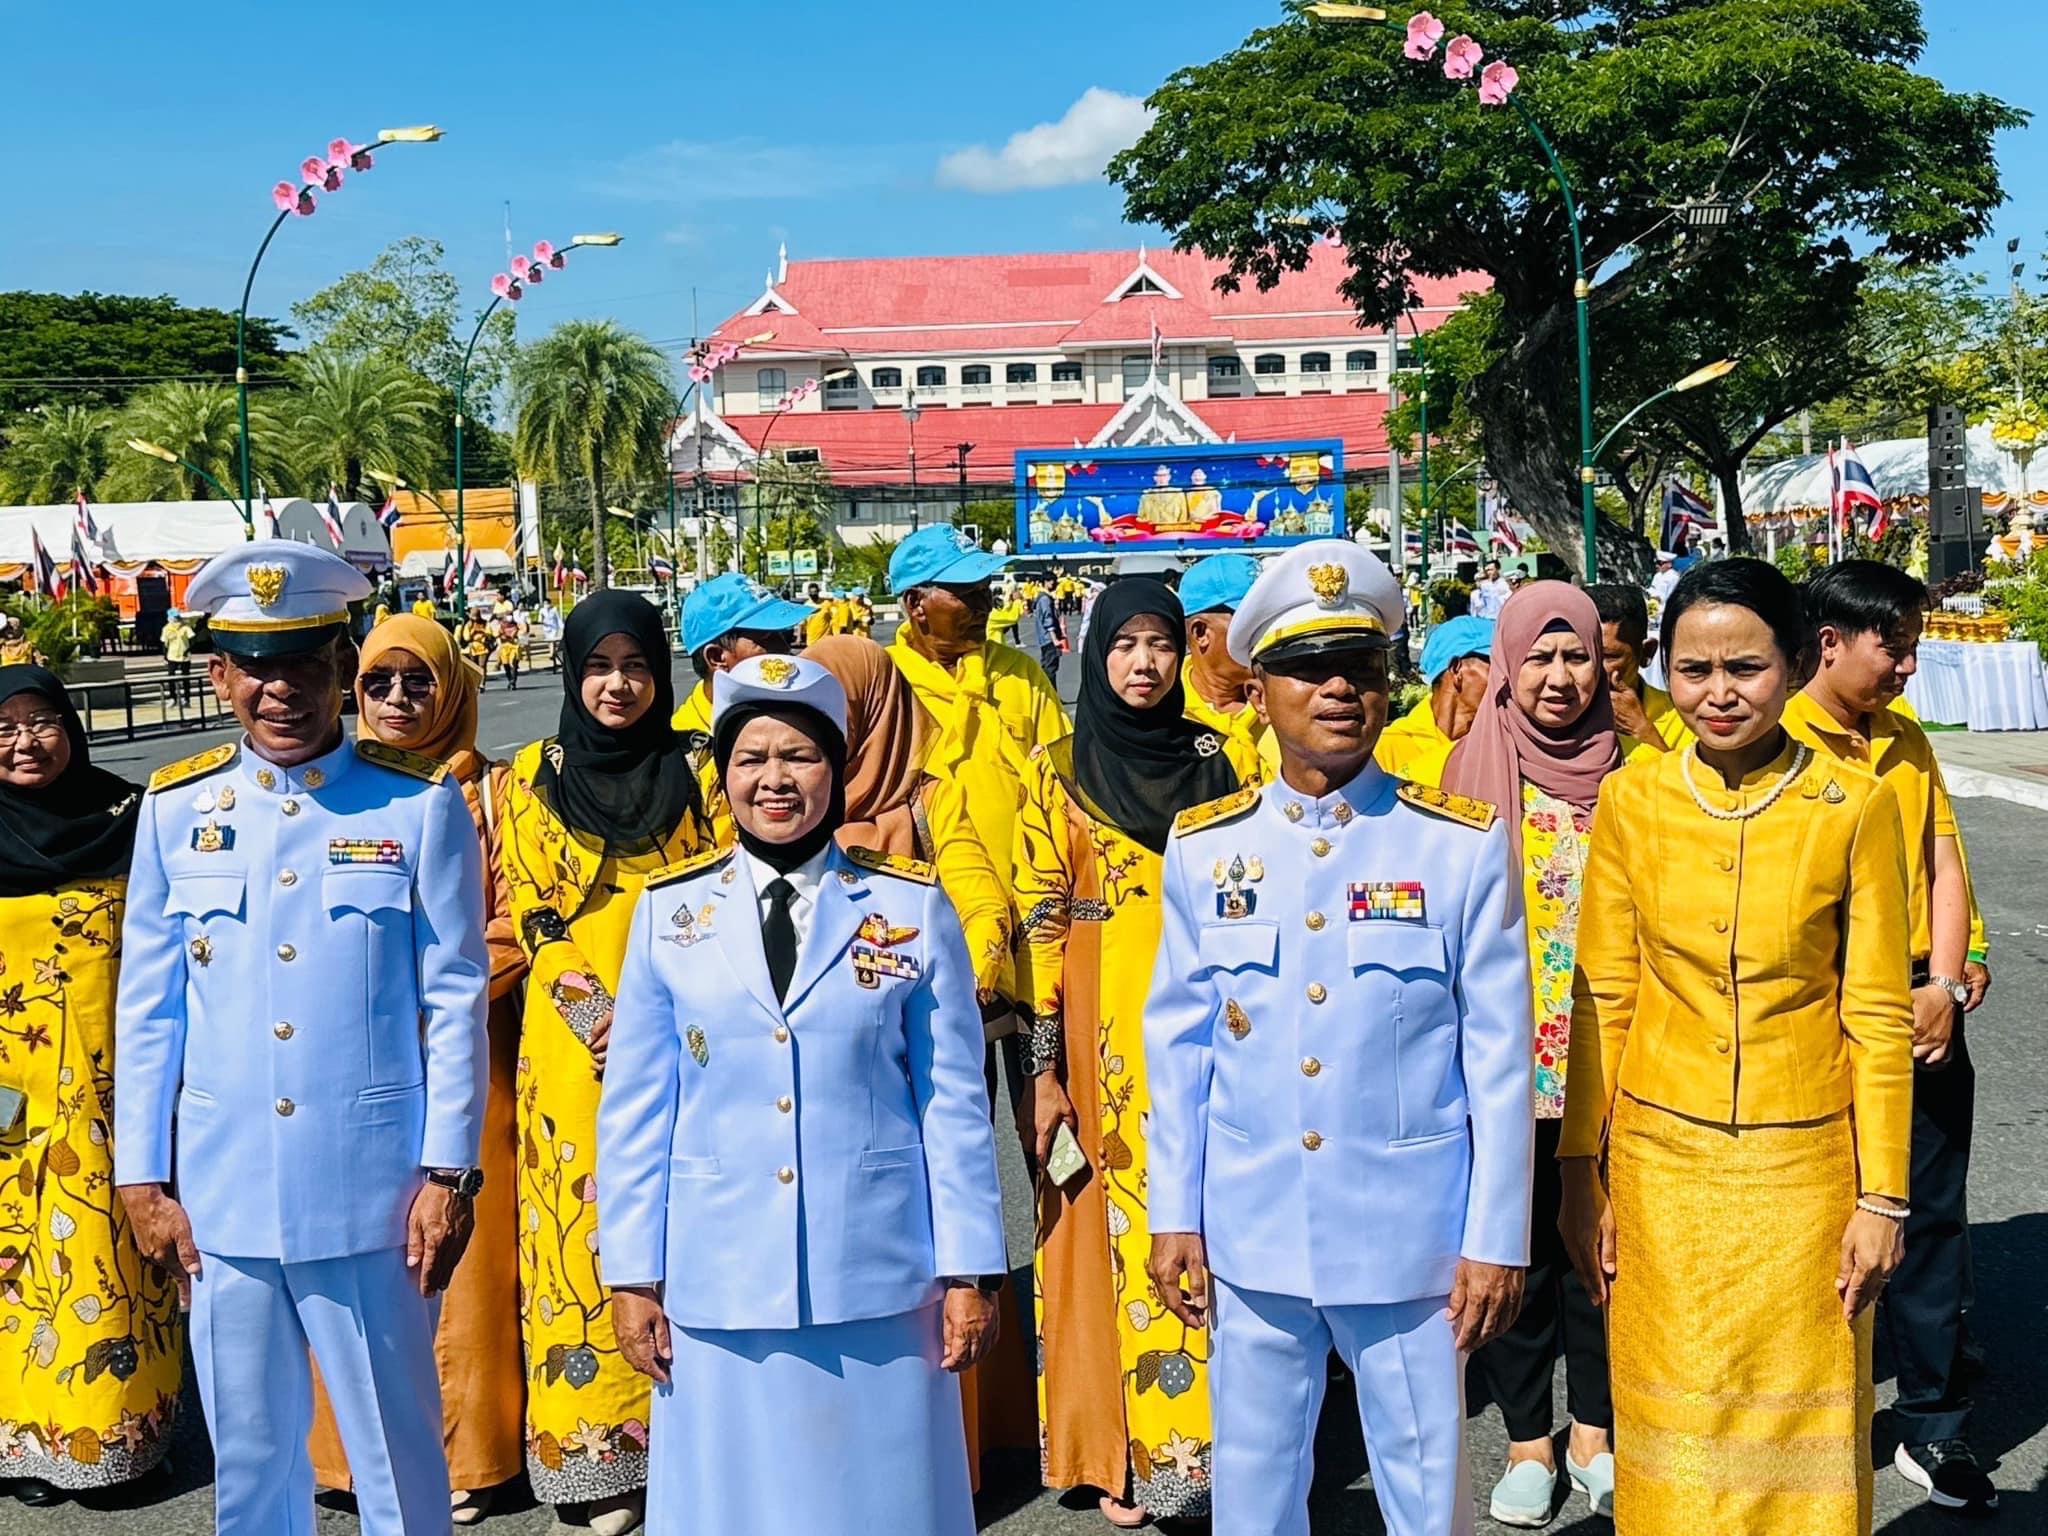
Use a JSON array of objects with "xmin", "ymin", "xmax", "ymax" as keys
[
  {"xmin": 588, "ymin": 458, "xmax": 609, "ymax": 591},
  {"xmin": 1711, "ymin": 459, "xmax": 1753, "ymax": 555}
]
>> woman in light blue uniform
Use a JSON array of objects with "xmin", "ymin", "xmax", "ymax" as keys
[{"xmin": 597, "ymin": 653, "xmax": 1008, "ymax": 1535}]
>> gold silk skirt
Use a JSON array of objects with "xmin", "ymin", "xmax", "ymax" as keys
[{"xmin": 1607, "ymin": 1093, "xmax": 1874, "ymax": 1536}]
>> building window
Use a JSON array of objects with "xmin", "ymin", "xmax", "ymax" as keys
[
  {"xmin": 757, "ymin": 367, "xmax": 787, "ymax": 399},
  {"xmin": 1051, "ymin": 361, "xmax": 1084, "ymax": 383},
  {"xmin": 824, "ymin": 371, "xmax": 859, "ymax": 409},
  {"xmin": 1346, "ymin": 349, "xmax": 1378, "ymax": 373},
  {"xmin": 1300, "ymin": 352, "xmax": 1331, "ymax": 374},
  {"xmin": 916, "ymin": 365, "xmax": 947, "ymax": 388},
  {"xmin": 1006, "ymin": 362, "xmax": 1038, "ymax": 384},
  {"xmin": 1397, "ymin": 345, "xmax": 1420, "ymax": 369},
  {"xmin": 1123, "ymin": 354, "xmax": 1152, "ymax": 397},
  {"xmin": 962, "ymin": 364, "xmax": 992, "ymax": 385},
  {"xmin": 872, "ymin": 366, "xmax": 902, "ymax": 389},
  {"xmin": 1253, "ymin": 353, "xmax": 1286, "ymax": 376},
  {"xmin": 1208, "ymin": 355, "xmax": 1242, "ymax": 380}
]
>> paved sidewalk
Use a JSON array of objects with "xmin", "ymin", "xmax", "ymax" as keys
[{"xmin": 1932, "ymin": 729, "xmax": 2048, "ymax": 811}]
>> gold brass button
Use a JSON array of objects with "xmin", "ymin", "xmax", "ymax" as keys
[
  {"xmin": 303, "ymin": 768, "xmax": 325, "ymax": 789},
  {"xmin": 282, "ymin": 799, "xmax": 301, "ymax": 817},
  {"xmin": 1333, "ymin": 802, "xmax": 1354, "ymax": 825},
  {"xmin": 273, "ymin": 1022, "xmax": 294, "ymax": 1040},
  {"xmin": 773, "ymin": 1026, "xmax": 790, "ymax": 1044},
  {"xmin": 1284, "ymin": 801, "xmax": 1304, "ymax": 823},
  {"xmin": 277, "ymin": 944, "xmax": 297, "ymax": 962},
  {"xmin": 256, "ymin": 769, "xmax": 276, "ymax": 790},
  {"xmin": 1713, "ymin": 917, "xmax": 1728, "ymax": 933},
  {"xmin": 1716, "ymin": 854, "xmax": 1734, "ymax": 872},
  {"xmin": 776, "ymin": 1095, "xmax": 793, "ymax": 1113},
  {"xmin": 1301, "ymin": 1131, "xmax": 1323, "ymax": 1151},
  {"xmin": 275, "ymin": 1098, "xmax": 295, "ymax": 1117},
  {"xmin": 1311, "ymin": 837, "xmax": 1332, "ymax": 858},
  {"xmin": 1713, "ymin": 977, "xmax": 1728, "ymax": 994},
  {"xmin": 776, "ymin": 1166, "xmax": 795, "ymax": 1185},
  {"xmin": 1306, "ymin": 983, "xmax": 1328, "ymax": 1004},
  {"xmin": 279, "ymin": 869, "xmax": 298, "ymax": 887},
  {"xmin": 1714, "ymin": 1038, "xmax": 1731, "ymax": 1055},
  {"xmin": 1305, "ymin": 912, "xmax": 1326, "ymax": 932},
  {"xmin": 1301, "ymin": 1057, "xmax": 1322, "ymax": 1078}
]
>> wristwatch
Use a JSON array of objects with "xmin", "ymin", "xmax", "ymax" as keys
[
  {"xmin": 1926, "ymin": 974, "xmax": 1969, "ymax": 1006},
  {"xmin": 425, "ymin": 1166, "xmax": 486, "ymax": 1199}
]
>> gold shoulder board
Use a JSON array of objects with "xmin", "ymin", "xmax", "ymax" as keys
[
  {"xmin": 648, "ymin": 846, "xmax": 733, "ymax": 888},
  {"xmin": 1173, "ymin": 784, "xmax": 1260, "ymax": 837},
  {"xmin": 846, "ymin": 845, "xmax": 939, "ymax": 885},
  {"xmin": 1398, "ymin": 780, "xmax": 1497, "ymax": 831},
  {"xmin": 356, "ymin": 740, "xmax": 450, "ymax": 784},
  {"xmin": 148, "ymin": 742, "xmax": 237, "ymax": 793}
]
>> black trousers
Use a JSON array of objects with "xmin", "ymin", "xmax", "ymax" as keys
[
  {"xmin": 1471, "ymin": 1116, "xmax": 1613, "ymax": 1441},
  {"xmin": 1878, "ymin": 1017, "xmax": 1976, "ymax": 1447},
  {"xmin": 1039, "ymin": 643, "xmax": 1063, "ymax": 683}
]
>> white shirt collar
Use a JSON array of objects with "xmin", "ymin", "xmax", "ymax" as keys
[{"xmin": 741, "ymin": 843, "xmax": 833, "ymax": 904}]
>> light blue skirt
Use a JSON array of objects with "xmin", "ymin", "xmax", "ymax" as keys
[{"xmin": 647, "ymin": 1301, "xmax": 974, "ymax": 1534}]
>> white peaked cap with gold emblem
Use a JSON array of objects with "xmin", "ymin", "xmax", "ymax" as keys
[
  {"xmin": 185, "ymin": 541, "xmax": 373, "ymax": 657},
  {"xmin": 1227, "ymin": 539, "xmax": 1403, "ymax": 667},
  {"xmin": 711, "ymin": 653, "xmax": 849, "ymax": 736}
]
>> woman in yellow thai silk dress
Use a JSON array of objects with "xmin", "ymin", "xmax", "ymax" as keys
[
  {"xmin": 1015, "ymin": 581, "xmax": 1255, "ymax": 1527},
  {"xmin": 1559, "ymin": 559, "xmax": 1915, "ymax": 1534},
  {"xmin": 502, "ymin": 593, "xmax": 716, "ymax": 1536},
  {"xmin": 0, "ymin": 668, "xmax": 179, "ymax": 1506}
]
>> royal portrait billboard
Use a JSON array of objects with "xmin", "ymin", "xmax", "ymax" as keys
[{"xmin": 1014, "ymin": 440, "xmax": 1346, "ymax": 555}]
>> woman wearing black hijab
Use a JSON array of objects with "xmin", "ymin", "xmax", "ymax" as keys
[
  {"xmin": 499, "ymin": 592, "xmax": 715, "ymax": 1534},
  {"xmin": 0, "ymin": 667, "xmax": 182, "ymax": 1506},
  {"xmin": 1011, "ymin": 580, "xmax": 1255, "ymax": 1526}
]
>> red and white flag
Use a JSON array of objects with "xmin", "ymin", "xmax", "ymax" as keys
[
  {"xmin": 320, "ymin": 489, "xmax": 348, "ymax": 548},
  {"xmin": 1149, "ymin": 315, "xmax": 1163, "ymax": 375},
  {"xmin": 31, "ymin": 527, "xmax": 62, "ymax": 600}
]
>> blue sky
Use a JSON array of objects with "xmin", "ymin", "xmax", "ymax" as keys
[{"xmin": 6, "ymin": 0, "xmax": 2040, "ymax": 358}]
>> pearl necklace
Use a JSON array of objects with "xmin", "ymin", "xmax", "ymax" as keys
[{"xmin": 1681, "ymin": 743, "xmax": 1811, "ymax": 821}]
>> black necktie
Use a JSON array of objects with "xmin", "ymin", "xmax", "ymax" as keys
[{"xmin": 763, "ymin": 878, "xmax": 798, "ymax": 1003}]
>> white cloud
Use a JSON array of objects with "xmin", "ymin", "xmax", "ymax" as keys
[{"xmin": 937, "ymin": 88, "xmax": 1156, "ymax": 194}]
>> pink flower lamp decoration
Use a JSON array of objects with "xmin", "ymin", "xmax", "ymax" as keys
[
  {"xmin": 490, "ymin": 273, "xmax": 523, "ymax": 302},
  {"xmin": 273, "ymin": 182, "xmax": 317, "ymax": 217},
  {"xmin": 328, "ymin": 138, "xmax": 374, "ymax": 173},
  {"xmin": 1404, "ymin": 12, "xmax": 1443, "ymax": 61},
  {"xmin": 1478, "ymin": 60, "xmax": 1520, "ymax": 106},
  {"xmin": 1443, "ymin": 34, "xmax": 1484, "ymax": 79},
  {"xmin": 535, "ymin": 240, "xmax": 566, "ymax": 270}
]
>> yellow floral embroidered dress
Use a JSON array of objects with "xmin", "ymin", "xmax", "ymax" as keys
[
  {"xmin": 1016, "ymin": 739, "xmax": 1255, "ymax": 1515},
  {"xmin": 0, "ymin": 881, "xmax": 180, "ymax": 1487},
  {"xmin": 1519, "ymin": 784, "xmax": 1592, "ymax": 1117},
  {"xmin": 502, "ymin": 741, "xmax": 714, "ymax": 1504}
]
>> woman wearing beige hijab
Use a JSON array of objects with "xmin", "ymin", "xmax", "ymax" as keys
[{"xmin": 308, "ymin": 615, "xmax": 527, "ymax": 1525}]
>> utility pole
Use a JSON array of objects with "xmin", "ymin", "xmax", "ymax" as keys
[
  {"xmin": 1385, "ymin": 324, "xmax": 1404, "ymax": 574},
  {"xmin": 955, "ymin": 442, "xmax": 973, "ymax": 526},
  {"xmin": 2012, "ymin": 237, "xmax": 2028, "ymax": 411},
  {"xmin": 904, "ymin": 391, "xmax": 922, "ymax": 535}
]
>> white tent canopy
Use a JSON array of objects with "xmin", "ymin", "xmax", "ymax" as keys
[
  {"xmin": 396, "ymin": 547, "xmax": 518, "ymax": 579},
  {"xmin": 1739, "ymin": 424, "xmax": 2033, "ymax": 517},
  {"xmin": 0, "ymin": 498, "xmax": 393, "ymax": 567}
]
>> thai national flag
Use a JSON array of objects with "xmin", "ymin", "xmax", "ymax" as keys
[
  {"xmin": 440, "ymin": 549, "xmax": 459, "ymax": 595},
  {"xmin": 1837, "ymin": 439, "xmax": 1884, "ymax": 536},
  {"xmin": 570, "ymin": 552, "xmax": 589, "ymax": 586},
  {"xmin": 320, "ymin": 489, "xmax": 348, "ymax": 548},
  {"xmin": 69, "ymin": 526, "xmax": 99, "ymax": 595},
  {"xmin": 1661, "ymin": 479, "xmax": 1715, "ymax": 555},
  {"xmin": 261, "ymin": 496, "xmax": 280, "ymax": 535},
  {"xmin": 650, "ymin": 552, "xmax": 676, "ymax": 581},
  {"xmin": 1149, "ymin": 315, "xmax": 1163, "ymax": 375},
  {"xmin": 375, "ymin": 495, "xmax": 402, "ymax": 532},
  {"xmin": 464, "ymin": 552, "xmax": 486, "ymax": 591},
  {"xmin": 31, "ymin": 527, "xmax": 62, "ymax": 600},
  {"xmin": 1489, "ymin": 517, "xmax": 1525, "ymax": 554},
  {"xmin": 1445, "ymin": 521, "xmax": 1482, "ymax": 558},
  {"xmin": 74, "ymin": 491, "xmax": 100, "ymax": 545}
]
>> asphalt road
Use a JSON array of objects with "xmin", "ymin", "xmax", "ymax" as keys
[{"xmin": 31, "ymin": 677, "xmax": 2048, "ymax": 1534}]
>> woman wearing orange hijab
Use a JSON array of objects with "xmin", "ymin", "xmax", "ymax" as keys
[{"xmin": 309, "ymin": 615, "xmax": 527, "ymax": 1525}]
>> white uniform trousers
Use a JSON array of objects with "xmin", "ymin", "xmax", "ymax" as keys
[
  {"xmin": 1211, "ymin": 1279, "xmax": 1474, "ymax": 1536},
  {"xmin": 190, "ymin": 1247, "xmax": 448, "ymax": 1536}
]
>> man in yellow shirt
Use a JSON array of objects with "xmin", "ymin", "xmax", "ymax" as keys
[
  {"xmin": 408, "ymin": 595, "xmax": 437, "ymax": 621},
  {"xmin": 1374, "ymin": 614, "xmax": 1492, "ymax": 778},
  {"xmin": 1785, "ymin": 560, "xmax": 1993, "ymax": 1515},
  {"xmin": 1178, "ymin": 551, "xmax": 1280, "ymax": 776},
  {"xmin": 672, "ymin": 573, "xmax": 814, "ymax": 740},
  {"xmin": 1588, "ymin": 584, "xmax": 1691, "ymax": 752}
]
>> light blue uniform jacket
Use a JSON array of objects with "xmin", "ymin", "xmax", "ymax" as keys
[
  {"xmin": 114, "ymin": 737, "xmax": 489, "ymax": 1261},
  {"xmin": 1144, "ymin": 763, "xmax": 1534, "ymax": 1305},
  {"xmin": 596, "ymin": 844, "xmax": 1008, "ymax": 1331}
]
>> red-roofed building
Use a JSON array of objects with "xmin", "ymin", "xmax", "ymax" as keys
[{"xmin": 669, "ymin": 243, "xmax": 1483, "ymax": 547}]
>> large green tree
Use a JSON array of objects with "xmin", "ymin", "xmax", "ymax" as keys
[
  {"xmin": 1112, "ymin": 0, "xmax": 2019, "ymax": 574},
  {"xmin": 292, "ymin": 236, "xmax": 517, "ymax": 406},
  {"xmin": 0, "ymin": 403, "xmax": 112, "ymax": 503},
  {"xmin": 512, "ymin": 321, "xmax": 674, "ymax": 590},
  {"xmin": 104, "ymin": 382, "xmax": 240, "ymax": 501},
  {"xmin": 251, "ymin": 351, "xmax": 442, "ymax": 501},
  {"xmin": 0, "ymin": 292, "xmax": 290, "ymax": 416}
]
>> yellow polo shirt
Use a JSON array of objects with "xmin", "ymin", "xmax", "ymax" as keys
[{"xmin": 1375, "ymin": 698, "xmax": 1450, "ymax": 778}]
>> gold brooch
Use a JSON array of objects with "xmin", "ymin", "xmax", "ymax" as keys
[
  {"xmin": 757, "ymin": 657, "xmax": 799, "ymax": 687},
  {"xmin": 1225, "ymin": 999, "xmax": 1251, "ymax": 1039},
  {"xmin": 1306, "ymin": 562, "xmax": 1348, "ymax": 608},
  {"xmin": 247, "ymin": 563, "xmax": 289, "ymax": 609}
]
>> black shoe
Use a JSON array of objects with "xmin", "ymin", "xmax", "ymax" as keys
[
  {"xmin": 1896, "ymin": 1440, "xmax": 1999, "ymax": 1515},
  {"xmin": 12, "ymin": 1478, "xmax": 63, "ymax": 1506}
]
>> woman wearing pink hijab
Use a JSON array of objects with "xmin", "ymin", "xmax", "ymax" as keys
[{"xmin": 1439, "ymin": 581, "xmax": 1622, "ymax": 1526}]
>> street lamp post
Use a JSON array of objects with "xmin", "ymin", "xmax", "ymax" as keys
[
  {"xmin": 750, "ymin": 368, "xmax": 855, "ymax": 584},
  {"xmin": 236, "ymin": 126, "xmax": 442, "ymax": 536},
  {"xmin": 454, "ymin": 232, "xmax": 622, "ymax": 619},
  {"xmin": 904, "ymin": 394, "xmax": 922, "ymax": 535},
  {"xmin": 1591, "ymin": 359, "xmax": 1738, "ymax": 463},
  {"xmin": 127, "ymin": 438, "xmax": 240, "ymax": 507}
]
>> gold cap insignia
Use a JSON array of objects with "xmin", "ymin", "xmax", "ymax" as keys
[
  {"xmin": 248, "ymin": 564, "xmax": 288, "ymax": 609},
  {"xmin": 757, "ymin": 656, "xmax": 799, "ymax": 687},
  {"xmin": 1306, "ymin": 562, "xmax": 1348, "ymax": 608}
]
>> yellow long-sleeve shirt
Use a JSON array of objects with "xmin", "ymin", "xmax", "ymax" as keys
[
  {"xmin": 1557, "ymin": 742, "xmax": 1915, "ymax": 1197},
  {"xmin": 1184, "ymin": 689, "xmax": 1280, "ymax": 779},
  {"xmin": 1374, "ymin": 698, "xmax": 1449, "ymax": 778}
]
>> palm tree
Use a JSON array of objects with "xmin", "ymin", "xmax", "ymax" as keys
[
  {"xmin": 512, "ymin": 320, "xmax": 674, "ymax": 589},
  {"xmin": 105, "ymin": 382, "xmax": 241, "ymax": 500},
  {"xmin": 0, "ymin": 403, "xmax": 112, "ymax": 502},
  {"xmin": 253, "ymin": 350, "xmax": 442, "ymax": 501}
]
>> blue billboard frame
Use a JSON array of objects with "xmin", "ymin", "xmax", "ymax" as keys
[{"xmin": 1014, "ymin": 439, "xmax": 1346, "ymax": 556}]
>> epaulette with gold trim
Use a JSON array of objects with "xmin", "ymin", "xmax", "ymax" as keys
[
  {"xmin": 356, "ymin": 739, "xmax": 450, "ymax": 783},
  {"xmin": 846, "ymin": 845, "xmax": 938, "ymax": 885},
  {"xmin": 1172, "ymin": 784, "xmax": 1260, "ymax": 837},
  {"xmin": 648, "ymin": 845, "xmax": 733, "ymax": 888},
  {"xmin": 148, "ymin": 742, "xmax": 236, "ymax": 793},
  {"xmin": 1397, "ymin": 780, "xmax": 1497, "ymax": 831}
]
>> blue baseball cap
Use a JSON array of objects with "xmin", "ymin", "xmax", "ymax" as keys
[
  {"xmin": 681, "ymin": 573, "xmax": 813, "ymax": 656},
  {"xmin": 888, "ymin": 525, "xmax": 1007, "ymax": 592},
  {"xmin": 1420, "ymin": 614, "xmax": 1495, "ymax": 684},
  {"xmin": 1179, "ymin": 552, "xmax": 1261, "ymax": 616}
]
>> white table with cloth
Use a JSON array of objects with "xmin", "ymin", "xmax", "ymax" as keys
[{"xmin": 1905, "ymin": 639, "xmax": 2048, "ymax": 730}]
